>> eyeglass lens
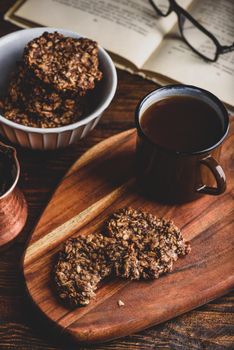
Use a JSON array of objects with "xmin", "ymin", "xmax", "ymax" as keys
[
  {"xmin": 179, "ymin": 14, "xmax": 218, "ymax": 60},
  {"xmin": 152, "ymin": 0, "xmax": 171, "ymax": 16},
  {"xmin": 152, "ymin": 0, "xmax": 218, "ymax": 60}
]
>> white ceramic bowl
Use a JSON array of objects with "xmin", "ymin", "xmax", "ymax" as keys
[{"xmin": 0, "ymin": 28, "xmax": 117, "ymax": 150}]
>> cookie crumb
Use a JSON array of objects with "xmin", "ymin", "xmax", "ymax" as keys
[{"xmin": 118, "ymin": 299, "xmax": 125, "ymax": 307}]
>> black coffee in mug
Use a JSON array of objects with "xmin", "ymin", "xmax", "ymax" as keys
[
  {"xmin": 140, "ymin": 96, "xmax": 223, "ymax": 153},
  {"xmin": 135, "ymin": 85, "xmax": 229, "ymax": 204}
]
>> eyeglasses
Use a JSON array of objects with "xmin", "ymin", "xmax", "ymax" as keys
[{"xmin": 149, "ymin": 0, "xmax": 234, "ymax": 62}]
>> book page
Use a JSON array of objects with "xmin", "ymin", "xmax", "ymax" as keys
[
  {"xmin": 13, "ymin": 0, "xmax": 192, "ymax": 68},
  {"xmin": 143, "ymin": 0, "xmax": 234, "ymax": 106}
]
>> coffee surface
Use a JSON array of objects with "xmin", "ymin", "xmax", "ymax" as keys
[{"xmin": 140, "ymin": 96, "xmax": 223, "ymax": 153}]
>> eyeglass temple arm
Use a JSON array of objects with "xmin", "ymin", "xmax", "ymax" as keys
[{"xmin": 220, "ymin": 43, "xmax": 234, "ymax": 54}]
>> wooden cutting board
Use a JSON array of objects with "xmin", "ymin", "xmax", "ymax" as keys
[{"xmin": 23, "ymin": 120, "xmax": 234, "ymax": 344}]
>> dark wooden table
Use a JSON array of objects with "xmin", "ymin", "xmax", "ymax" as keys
[{"xmin": 0, "ymin": 2, "xmax": 233, "ymax": 349}]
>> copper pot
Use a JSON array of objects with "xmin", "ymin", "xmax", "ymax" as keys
[{"xmin": 0, "ymin": 141, "xmax": 27, "ymax": 247}]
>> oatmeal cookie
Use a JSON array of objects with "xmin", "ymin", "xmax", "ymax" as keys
[
  {"xmin": 105, "ymin": 208, "xmax": 191, "ymax": 280},
  {"xmin": 26, "ymin": 94, "xmax": 84, "ymax": 121},
  {"xmin": 2, "ymin": 98, "xmax": 84, "ymax": 128},
  {"xmin": 54, "ymin": 234, "xmax": 113, "ymax": 306},
  {"xmin": 53, "ymin": 208, "xmax": 190, "ymax": 307},
  {"xmin": 24, "ymin": 32, "xmax": 102, "ymax": 93},
  {"xmin": 7, "ymin": 62, "xmax": 84, "ymax": 119},
  {"xmin": 1, "ymin": 32, "xmax": 102, "ymax": 128},
  {"xmin": 2, "ymin": 101, "xmax": 39, "ymax": 127}
]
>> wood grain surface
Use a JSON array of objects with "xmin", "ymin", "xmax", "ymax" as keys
[
  {"xmin": 23, "ymin": 123, "xmax": 234, "ymax": 344},
  {"xmin": 0, "ymin": 1, "xmax": 233, "ymax": 349}
]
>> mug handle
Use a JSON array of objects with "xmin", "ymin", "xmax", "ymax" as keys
[{"xmin": 196, "ymin": 156, "xmax": 226, "ymax": 195}]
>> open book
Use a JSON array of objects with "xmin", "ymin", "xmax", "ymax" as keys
[{"xmin": 5, "ymin": 0, "xmax": 234, "ymax": 108}]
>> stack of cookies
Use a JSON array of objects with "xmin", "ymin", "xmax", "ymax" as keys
[{"xmin": 0, "ymin": 32, "xmax": 103, "ymax": 128}]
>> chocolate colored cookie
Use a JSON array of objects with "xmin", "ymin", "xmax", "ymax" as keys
[
  {"xmin": 24, "ymin": 32, "xmax": 102, "ymax": 93},
  {"xmin": 2, "ymin": 98, "xmax": 84, "ymax": 128},
  {"xmin": 54, "ymin": 234, "xmax": 113, "ymax": 306},
  {"xmin": 105, "ymin": 208, "xmax": 191, "ymax": 280},
  {"xmin": 53, "ymin": 207, "xmax": 190, "ymax": 307},
  {"xmin": 8, "ymin": 62, "xmax": 84, "ymax": 118}
]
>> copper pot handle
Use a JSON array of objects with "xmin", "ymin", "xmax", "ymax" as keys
[{"xmin": 196, "ymin": 156, "xmax": 226, "ymax": 195}]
